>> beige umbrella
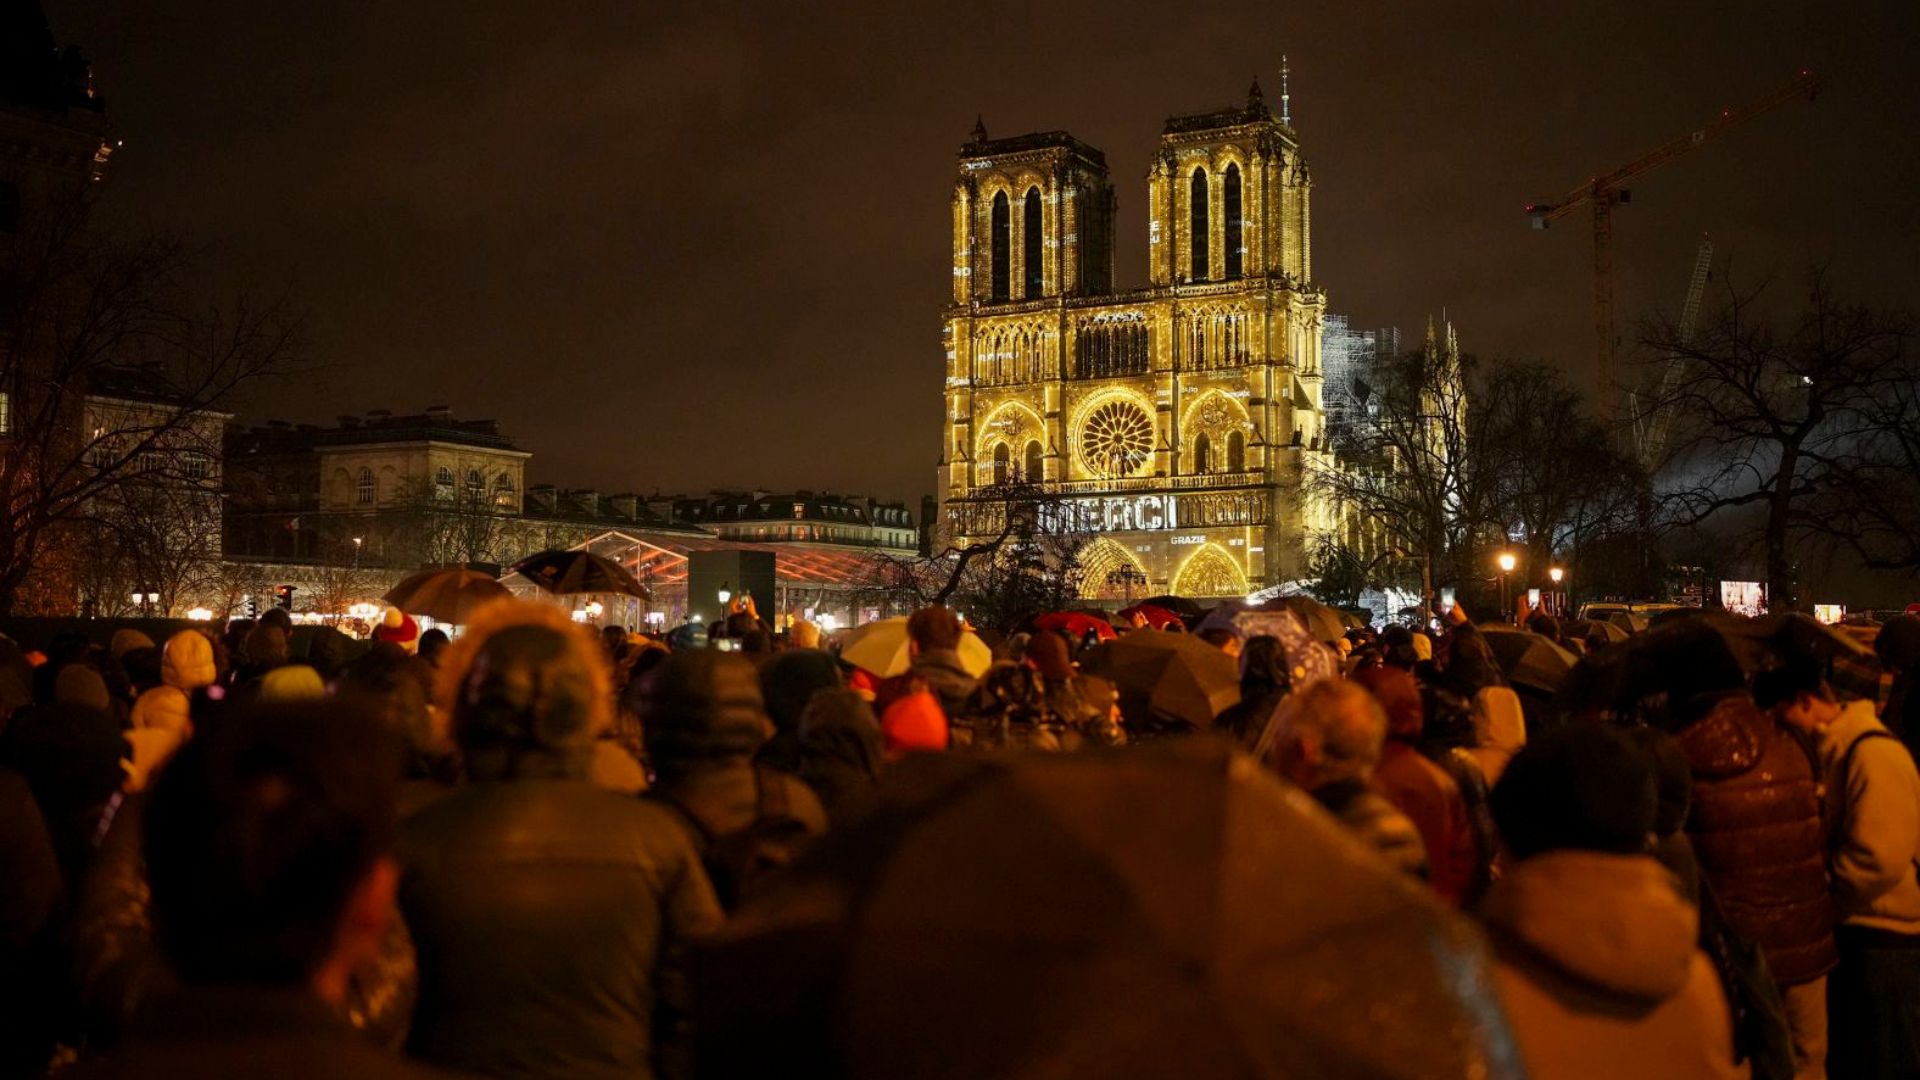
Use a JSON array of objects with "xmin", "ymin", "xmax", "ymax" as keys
[
  {"xmin": 382, "ymin": 568, "xmax": 511, "ymax": 625},
  {"xmin": 838, "ymin": 616, "xmax": 992, "ymax": 678}
]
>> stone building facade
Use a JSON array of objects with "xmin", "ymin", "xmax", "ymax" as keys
[{"xmin": 937, "ymin": 83, "xmax": 1333, "ymax": 599}]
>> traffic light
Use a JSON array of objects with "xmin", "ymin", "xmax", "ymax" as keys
[{"xmin": 274, "ymin": 584, "xmax": 296, "ymax": 610}]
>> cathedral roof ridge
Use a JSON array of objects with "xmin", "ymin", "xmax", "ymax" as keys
[
  {"xmin": 958, "ymin": 128, "xmax": 1106, "ymax": 166},
  {"xmin": 1162, "ymin": 97, "xmax": 1283, "ymax": 136}
]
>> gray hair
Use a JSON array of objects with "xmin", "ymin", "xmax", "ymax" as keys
[{"xmin": 1274, "ymin": 679, "xmax": 1388, "ymax": 783}]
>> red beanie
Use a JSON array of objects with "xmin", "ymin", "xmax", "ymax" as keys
[
  {"xmin": 1355, "ymin": 664, "xmax": 1424, "ymax": 742},
  {"xmin": 373, "ymin": 608, "xmax": 419, "ymax": 646},
  {"xmin": 880, "ymin": 690, "xmax": 949, "ymax": 761}
]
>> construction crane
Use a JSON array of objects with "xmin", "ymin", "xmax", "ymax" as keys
[
  {"xmin": 1631, "ymin": 235, "xmax": 1714, "ymax": 467},
  {"xmin": 1527, "ymin": 69, "xmax": 1821, "ymax": 421}
]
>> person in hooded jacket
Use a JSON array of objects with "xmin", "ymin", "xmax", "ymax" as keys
[
  {"xmin": 641, "ymin": 650, "xmax": 828, "ymax": 913},
  {"xmin": 126, "ymin": 631, "xmax": 220, "ymax": 793},
  {"xmin": 1664, "ymin": 667, "xmax": 1835, "ymax": 1080},
  {"xmin": 1355, "ymin": 664, "xmax": 1480, "ymax": 906},
  {"xmin": 795, "ymin": 688, "xmax": 884, "ymax": 828},
  {"xmin": 1214, "ymin": 635, "xmax": 1289, "ymax": 752},
  {"xmin": 1482, "ymin": 722, "xmax": 1745, "ymax": 1080},
  {"xmin": 401, "ymin": 601, "xmax": 723, "ymax": 1080},
  {"xmin": 754, "ymin": 649, "xmax": 842, "ymax": 773}
]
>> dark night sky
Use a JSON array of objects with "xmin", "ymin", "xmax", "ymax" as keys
[{"xmin": 42, "ymin": 1, "xmax": 1920, "ymax": 512}]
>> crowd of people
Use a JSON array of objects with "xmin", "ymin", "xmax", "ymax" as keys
[{"xmin": 1, "ymin": 595, "xmax": 1918, "ymax": 1078}]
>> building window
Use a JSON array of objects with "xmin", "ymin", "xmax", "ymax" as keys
[
  {"xmin": 1193, "ymin": 433, "xmax": 1211, "ymax": 473},
  {"xmin": 991, "ymin": 442, "xmax": 1011, "ymax": 485},
  {"xmin": 435, "ymin": 466, "xmax": 454, "ymax": 491},
  {"xmin": 1190, "ymin": 168, "xmax": 1209, "ymax": 282},
  {"xmin": 493, "ymin": 473, "xmax": 515, "ymax": 507},
  {"xmin": 1224, "ymin": 163, "xmax": 1243, "ymax": 280},
  {"xmin": 356, "ymin": 467, "xmax": 375, "ymax": 505},
  {"xmin": 181, "ymin": 452, "xmax": 212, "ymax": 481},
  {"xmin": 990, "ymin": 191, "xmax": 1010, "ymax": 302},
  {"xmin": 1023, "ymin": 439, "xmax": 1043, "ymax": 482},
  {"xmin": 1023, "ymin": 187, "xmax": 1043, "ymax": 298},
  {"xmin": 466, "ymin": 468, "xmax": 482, "ymax": 495},
  {"xmin": 1227, "ymin": 430, "xmax": 1246, "ymax": 472}
]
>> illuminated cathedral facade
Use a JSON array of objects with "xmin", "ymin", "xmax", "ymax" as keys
[{"xmin": 936, "ymin": 80, "xmax": 1334, "ymax": 599}]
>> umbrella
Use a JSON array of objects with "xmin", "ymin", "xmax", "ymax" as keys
[
  {"xmin": 1194, "ymin": 597, "xmax": 1347, "ymax": 645},
  {"xmin": 1080, "ymin": 628, "xmax": 1239, "ymax": 729},
  {"xmin": 382, "ymin": 568, "xmax": 511, "ymax": 625},
  {"xmin": 1034, "ymin": 611, "xmax": 1118, "ymax": 643},
  {"xmin": 1137, "ymin": 594, "xmax": 1206, "ymax": 619},
  {"xmin": 694, "ymin": 741, "xmax": 1526, "ymax": 1080},
  {"xmin": 838, "ymin": 617, "xmax": 992, "ymax": 679},
  {"xmin": 1116, "ymin": 602, "xmax": 1185, "ymax": 630},
  {"xmin": 1478, "ymin": 625, "xmax": 1580, "ymax": 694},
  {"xmin": 511, "ymin": 549, "xmax": 649, "ymax": 600},
  {"xmin": 1564, "ymin": 618, "xmax": 1629, "ymax": 645}
]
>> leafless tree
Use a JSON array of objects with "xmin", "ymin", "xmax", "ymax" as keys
[{"xmin": 1640, "ymin": 269, "xmax": 1914, "ymax": 609}]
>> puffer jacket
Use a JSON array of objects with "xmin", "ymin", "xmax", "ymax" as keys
[
  {"xmin": 1483, "ymin": 850, "xmax": 1745, "ymax": 1080},
  {"xmin": 1673, "ymin": 691, "xmax": 1836, "ymax": 986},
  {"xmin": 400, "ymin": 780, "xmax": 724, "ymax": 1080}
]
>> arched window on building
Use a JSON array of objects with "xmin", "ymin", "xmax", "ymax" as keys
[
  {"xmin": 1193, "ymin": 432, "xmax": 1212, "ymax": 474},
  {"xmin": 990, "ymin": 191, "xmax": 1011, "ymax": 302},
  {"xmin": 434, "ymin": 466, "xmax": 454, "ymax": 497},
  {"xmin": 1023, "ymin": 439, "xmax": 1043, "ymax": 482},
  {"xmin": 466, "ymin": 468, "xmax": 483, "ymax": 496},
  {"xmin": 493, "ymin": 473, "xmax": 516, "ymax": 508},
  {"xmin": 991, "ymin": 442, "xmax": 1011, "ymax": 485},
  {"xmin": 1224, "ymin": 163, "xmax": 1243, "ymax": 280},
  {"xmin": 356, "ymin": 467, "xmax": 375, "ymax": 506},
  {"xmin": 1190, "ymin": 168, "xmax": 1210, "ymax": 281},
  {"xmin": 1227, "ymin": 430, "xmax": 1246, "ymax": 472},
  {"xmin": 1023, "ymin": 187, "xmax": 1043, "ymax": 298}
]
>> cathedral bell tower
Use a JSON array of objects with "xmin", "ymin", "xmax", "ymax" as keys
[{"xmin": 950, "ymin": 123, "xmax": 1117, "ymax": 305}]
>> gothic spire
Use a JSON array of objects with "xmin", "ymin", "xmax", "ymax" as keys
[
  {"xmin": 1247, "ymin": 76, "xmax": 1264, "ymax": 110},
  {"xmin": 1279, "ymin": 55, "xmax": 1293, "ymax": 125},
  {"xmin": 969, "ymin": 114, "xmax": 987, "ymax": 144}
]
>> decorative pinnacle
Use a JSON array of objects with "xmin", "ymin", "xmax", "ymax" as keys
[
  {"xmin": 969, "ymin": 115, "xmax": 987, "ymax": 143},
  {"xmin": 1280, "ymin": 55, "xmax": 1292, "ymax": 125},
  {"xmin": 1248, "ymin": 77, "xmax": 1264, "ymax": 109}
]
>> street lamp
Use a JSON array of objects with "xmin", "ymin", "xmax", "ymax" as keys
[
  {"xmin": 717, "ymin": 583, "xmax": 732, "ymax": 610},
  {"xmin": 1548, "ymin": 565, "xmax": 1566, "ymax": 617},
  {"xmin": 1105, "ymin": 565, "xmax": 1147, "ymax": 605},
  {"xmin": 1496, "ymin": 551, "xmax": 1517, "ymax": 621},
  {"xmin": 352, "ymin": 536, "xmax": 363, "ymax": 568}
]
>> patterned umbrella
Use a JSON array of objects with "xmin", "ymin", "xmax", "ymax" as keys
[
  {"xmin": 511, "ymin": 549, "xmax": 649, "ymax": 599},
  {"xmin": 382, "ymin": 568, "xmax": 511, "ymax": 625}
]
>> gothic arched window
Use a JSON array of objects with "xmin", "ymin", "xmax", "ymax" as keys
[
  {"xmin": 1023, "ymin": 187, "xmax": 1043, "ymax": 298},
  {"xmin": 1023, "ymin": 439, "xmax": 1043, "ymax": 482},
  {"xmin": 991, "ymin": 442, "xmax": 1011, "ymax": 485},
  {"xmin": 435, "ymin": 466, "xmax": 453, "ymax": 491},
  {"xmin": 1224, "ymin": 163, "xmax": 1243, "ymax": 280},
  {"xmin": 1227, "ymin": 430, "xmax": 1246, "ymax": 472},
  {"xmin": 1190, "ymin": 168, "xmax": 1210, "ymax": 281},
  {"xmin": 990, "ymin": 191, "xmax": 1011, "ymax": 302},
  {"xmin": 1194, "ymin": 432, "xmax": 1212, "ymax": 474},
  {"xmin": 466, "ymin": 468, "xmax": 483, "ymax": 495},
  {"xmin": 356, "ymin": 467, "xmax": 375, "ymax": 505}
]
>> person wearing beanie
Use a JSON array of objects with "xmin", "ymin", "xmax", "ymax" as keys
[
  {"xmin": 258, "ymin": 664, "xmax": 325, "ymax": 702},
  {"xmin": 371, "ymin": 609, "xmax": 419, "ymax": 654},
  {"xmin": 754, "ymin": 650, "xmax": 843, "ymax": 773},
  {"xmin": 1354, "ymin": 664, "xmax": 1479, "ymax": 906},
  {"xmin": 640, "ymin": 650, "xmax": 827, "ymax": 909},
  {"xmin": 1482, "ymin": 723, "xmax": 1744, "ymax": 1080},
  {"xmin": 401, "ymin": 600, "xmax": 722, "ymax": 1080},
  {"xmin": 126, "ymin": 631, "xmax": 220, "ymax": 793},
  {"xmin": 880, "ymin": 690, "xmax": 950, "ymax": 762},
  {"xmin": 108, "ymin": 629, "xmax": 154, "ymax": 663}
]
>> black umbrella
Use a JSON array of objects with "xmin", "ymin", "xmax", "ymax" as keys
[
  {"xmin": 1080, "ymin": 628, "xmax": 1239, "ymax": 730},
  {"xmin": 694, "ymin": 742, "xmax": 1527, "ymax": 1080},
  {"xmin": 510, "ymin": 549, "xmax": 649, "ymax": 600}
]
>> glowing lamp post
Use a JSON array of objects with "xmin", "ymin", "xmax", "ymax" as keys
[
  {"xmin": 1496, "ymin": 552, "xmax": 1517, "ymax": 621},
  {"xmin": 1548, "ymin": 565, "xmax": 1566, "ymax": 617}
]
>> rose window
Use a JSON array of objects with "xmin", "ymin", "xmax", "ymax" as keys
[{"xmin": 1079, "ymin": 400, "xmax": 1155, "ymax": 478}]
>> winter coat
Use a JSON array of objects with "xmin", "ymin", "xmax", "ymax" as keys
[
  {"xmin": 1482, "ymin": 850, "xmax": 1746, "ymax": 1080},
  {"xmin": 0, "ymin": 768, "xmax": 61, "ymax": 1076},
  {"xmin": 903, "ymin": 648, "xmax": 980, "ymax": 721},
  {"xmin": 401, "ymin": 780, "xmax": 724, "ymax": 1080},
  {"xmin": 1468, "ymin": 686, "xmax": 1527, "ymax": 787},
  {"xmin": 1816, "ymin": 699, "xmax": 1920, "ymax": 934},
  {"xmin": 1673, "ymin": 691, "xmax": 1836, "ymax": 986},
  {"xmin": 1375, "ymin": 741, "xmax": 1479, "ymax": 906},
  {"xmin": 795, "ymin": 690, "xmax": 884, "ymax": 829},
  {"xmin": 1308, "ymin": 777, "xmax": 1429, "ymax": 880},
  {"xmin": 1, "ymin": 698, "xmax": 125, "ymax": 890},
  {"xmin": 60, "ymin": 985, "xmax": 456, "ymax": 1080},
  {"xmin": 126, "ymin": 631, "xmax": 219, "ymax": 792}
]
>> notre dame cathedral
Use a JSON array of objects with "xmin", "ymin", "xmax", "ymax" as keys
[{"xmin": 936, "ymin": 79, "xmax": 1334, "ymax": 600}]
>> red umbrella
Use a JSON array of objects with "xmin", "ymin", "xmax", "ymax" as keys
[
  {"xmin": 1118, "ymin": 603, "xmax": 1185, "ymax": 630},
  {"xmin": 1034, "ymin": 611, "xmax": 1118, "ymax": 642}
]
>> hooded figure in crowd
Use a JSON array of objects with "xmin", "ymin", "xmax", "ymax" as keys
[
  {"xmin": 126, "ymin": 631, "xmax": 220, "ymax": 793},
  {"xmin": 795, "ymin": 688, "xmax": 885, "ymax": 829},
  {"xmin": 1482, "ymin": 723, "xmax": 1745, "ymax": 1080},
  {"xmin": 754, "ymin": 649, "xmax": 843, "ymax": 773},
  {"xmin": 401, "ymin": 601, "xmax": 723, "ymax": 1080}
]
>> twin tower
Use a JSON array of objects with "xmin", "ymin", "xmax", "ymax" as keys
[{"xmin": 936, "ymin": 80, "xmax": 1334, "ymax": 600}]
